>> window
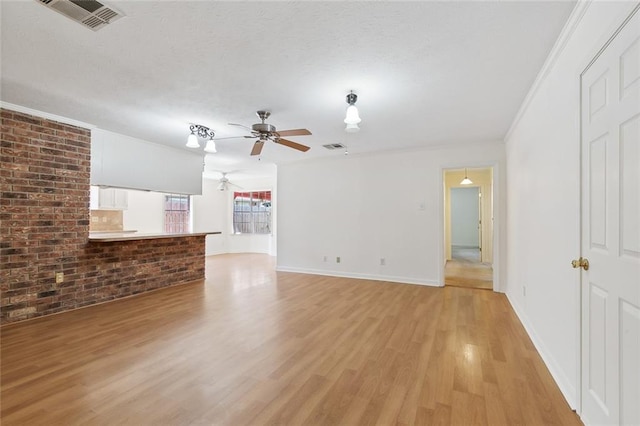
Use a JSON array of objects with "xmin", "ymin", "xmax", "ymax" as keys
[
  {"xmin": 233, "ymin": 191, "xmax": 271, "ymax": 234},
  {"xmin": 164, "ymin": 194, "xmax": 190, "ymax": 233}
]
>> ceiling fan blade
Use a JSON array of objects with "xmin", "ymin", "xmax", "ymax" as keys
[
  {"xmin": 228, "ymin": 123, "xmax": 253, "ymax": 131},
  {"xmin": 276, "ymin": 128, "xmax": 312, "ymax": 137},
  {"xmin": 251, "ymin": 140, "xmax": 265, "ymax": 156},
  {"xmin": 228, "ymin": 181, "xmax": 244, "ymax": 190},
  {"xmin": 276, "ymin": 138, "xmax": 311, "ymax": 152},
  {"xmin": 213, "ymin": 136, "xmax": 248, "ymax": 140}
]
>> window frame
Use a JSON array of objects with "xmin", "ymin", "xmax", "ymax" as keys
[
  {"xmin": 163, "ymin": 194, "xmax": 191, "ymax": 234},
  {"xmin": 232, "ymin": 190, "xmax": 272, "ymax": 235}
]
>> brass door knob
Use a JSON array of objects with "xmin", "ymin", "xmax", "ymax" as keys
[{"xmin": 571, "ymin": 257, "xmax": 589, "ymax": 271}]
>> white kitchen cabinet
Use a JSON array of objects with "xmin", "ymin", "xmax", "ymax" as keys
[{"xmin": 90, "ymin": 186, "xmax": 128, "ymax": 210}]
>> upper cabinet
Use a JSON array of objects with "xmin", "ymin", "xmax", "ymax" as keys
[{"xmin": 90, "ymin": 186, "xmax": 128, "ymax": 210}]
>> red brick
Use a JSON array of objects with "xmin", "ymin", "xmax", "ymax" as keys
[{"xmin": 1, "ymin": 108, "xmax": 204, "ymax": 324}]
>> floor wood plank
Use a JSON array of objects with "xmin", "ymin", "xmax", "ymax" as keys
[{"xmin": 1, "ymin": 253, "xmax": 581, "ymax": 425}]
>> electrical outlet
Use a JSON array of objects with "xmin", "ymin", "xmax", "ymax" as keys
[
  {"xmin": 380, "ymin": 258, "xmax": 386, "ymax": 266},
  {"xmin": 336, "ymin": 256, "xmax": 341, "ymax": 263},
  {"xmin": 55, "ymin": 272, "xmax": 64, "ymax": 284}
]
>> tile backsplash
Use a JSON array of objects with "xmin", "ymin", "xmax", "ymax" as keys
[{"xmin": 90, "ymin": 209, "xmax": 123, "ymax": 232}]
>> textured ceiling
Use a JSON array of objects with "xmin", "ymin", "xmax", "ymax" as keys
[{"xmin": 1, "ymin": 1, "xmax": 575, "ymax": 175}]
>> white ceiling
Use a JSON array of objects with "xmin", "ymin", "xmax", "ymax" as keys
[{"xmin": 1, "ymin": 0, "xmax": 575, "ymax": 176}]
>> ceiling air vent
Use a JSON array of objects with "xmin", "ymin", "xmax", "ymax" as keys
[
  {"xmin": 38, "ymin": 0, "xmax": 124, "ymax": 31},
  {"xmin": 322, "ymin": 143, "xmax": 347, "ymax": 150}
]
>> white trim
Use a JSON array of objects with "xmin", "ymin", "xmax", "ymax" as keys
[
  {"xmin": 275, "ymin": 266, "xmax": 441, "ymax": 287},
  {"xmin": 504, "ymin": 1, "xmax": 591, "ymax": 144},
  {"xmin": 440, "ymin": 161, "xmax": 502, "ymax": 293},
  {"xmin": 506, "ymin": 293, "xmax": 578, "ymax": 410},
  {"xmin": 0, "ymin": 102, "xmax": 96, "ymax": 129}
]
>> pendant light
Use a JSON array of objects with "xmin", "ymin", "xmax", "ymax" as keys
[
  {"xmin": 460, "ymin": 168, "xmax": 473, "ymax": 185},
  {"xmin": 344, "ymin": 91, "xmax": 361, "ymax": 133}
]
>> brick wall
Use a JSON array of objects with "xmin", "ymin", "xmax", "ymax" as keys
[{"xmin": 1, "ymin": 109, "xmax": 205, "ymax": 324}]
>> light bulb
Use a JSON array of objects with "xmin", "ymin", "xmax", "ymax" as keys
[
  {"xmin": 345, "ymin": 122, "xmax": 360, "ymax": 133},
  {"xmin": 460, "ymin": 169, "xmax": 473, "ymax": 185},
  {"xmin": 186, "ymin": 132, "xmax": 199, "ymax": 148},
  {"xmin": 204, "ymin": 139, "xmax": 217, "ymax": 153},
  {"xmin": 344, "ymin": 104, "xmax": 361, "ymax": 124}
]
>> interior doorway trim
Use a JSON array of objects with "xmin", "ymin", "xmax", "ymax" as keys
[{"xmin": 439, "ymin": 163, "xmax": 501, "ymax": 292}]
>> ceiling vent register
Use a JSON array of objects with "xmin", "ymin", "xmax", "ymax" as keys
[
  {"xmin": 322, "ymin": 143, "xmax": 346, "ymax": 150},
  {"xmin": 37, "ymin": 0, "xmax": 124, "ymax": 31}
]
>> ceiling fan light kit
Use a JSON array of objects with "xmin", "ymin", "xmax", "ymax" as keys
[
  {"xmin": 186, "ymin": 124, "xmax": 215, "ymax": 150},
  {"xmin": 185, "ymin": 112, "xmax": 311, "ymax": 156},
  {"xmin": 344, "ymin": 91, "xmax": 361, "ymax": 132}
]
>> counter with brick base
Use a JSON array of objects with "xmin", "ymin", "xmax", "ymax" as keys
[
  {"xmin": 89, "ymin": 231, "xmax": 220, "ymax": 242},
  {"xmin": 1, "ymin": 106, "xmax": 218, "ymax": 324}
]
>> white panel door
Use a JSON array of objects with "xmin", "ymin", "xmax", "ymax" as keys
[{"xmin": 581, "ymin": 7, "xmax": 640, "ymax": 425}]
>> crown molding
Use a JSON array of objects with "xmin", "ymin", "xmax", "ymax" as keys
[
  {"xmin": 0, "ymin": 101, "xmax": 96, "ymax": 129},
  {"xmin": 504, "ymin": 1, "xmax": 591, "ymax": 143}
]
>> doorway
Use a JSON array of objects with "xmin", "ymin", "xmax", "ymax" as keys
[
  {"xmin": 443, "ymin": 168, "xmax": 493, "ymax": 290},
  {"xmin": 451, "ymin": 186, "xmax": 481, "ymax": 262}
]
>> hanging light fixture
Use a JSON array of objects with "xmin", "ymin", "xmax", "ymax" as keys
[
  {"xmin": 460, "ymin": 168, "xmax": 473, "ymax": 185},
  {"xmin": 204, "ymin": 137, "xmax": 217, "ymax": 153},
  {"xmin": 344, "ymin": 91, "xmax": 361, "ymax": 133},
  {"xmin": 186, "ymin": 124, "xmax": 216, "ymax": 150},
  {"xmin": 186, "ymin": 129, "xmax": 199, "ymax": 148}
]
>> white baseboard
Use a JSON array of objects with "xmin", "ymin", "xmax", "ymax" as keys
[
  {"xmin": 275, "ymin": 266, "xmax": 441, "ymax": 287},
  {"xmin": 506, "ymin": 293, "xmax": 577, "ymax": 410}
]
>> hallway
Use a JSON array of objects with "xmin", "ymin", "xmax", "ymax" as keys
[{"xmin": 445, "ymin": 246, "xmax": 493, "ymax": 290}]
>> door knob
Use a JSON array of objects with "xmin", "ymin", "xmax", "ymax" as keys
[{"xmin": 571, "ymin": 257, "xmax": 589, "ymax": 271}]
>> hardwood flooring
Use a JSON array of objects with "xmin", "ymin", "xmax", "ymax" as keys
[
  {"xmin": 1, "ymin": 254, "xmax": 581, "ymax": 425},
  {"xmin": 444, "ymin": 259, "xmax": 493, "ymax": 290}
]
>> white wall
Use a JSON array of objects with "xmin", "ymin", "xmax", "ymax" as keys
[
  {"xmin": 91, "ymin": 129, "xmax": 204, "ymax": 195},
  {"xmin": 450, "ymin": 187, "xmax": 479, "ymax": 247},
  {"xmin": 192, "ymin": 178, "xmax": 229, "ymax": 255},
  {"xmin": 277, "ymin": 142, "xmax": 506, "ymax": 287},
  {"xmin": 122, "ymin": 189, "xmax": 165, "ymax": 233},
  {"xmin": 503, "ymin": 1, "xmax": 638, "ymax": 410},
  {"xmin": 192, "ymin": 173, "xmax": 277, "ymax": 256}
]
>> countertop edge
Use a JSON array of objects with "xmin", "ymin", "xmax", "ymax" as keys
[{"xmin": 88, "ymin": 231, "xmax": 221, "ymax": 242}]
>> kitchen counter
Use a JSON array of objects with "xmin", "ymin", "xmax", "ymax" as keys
[{"xmin": 88, "ymin": 231, "xmax": 221, "ymax": 242}]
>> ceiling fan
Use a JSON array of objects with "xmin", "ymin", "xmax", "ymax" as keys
[
  {"xmin": 217, "ymin": 172, "xmax": 242, "ymax": 191},
  {"xmin": 221, "ymin": 111, "xmax": 312, "ymax": 156}
]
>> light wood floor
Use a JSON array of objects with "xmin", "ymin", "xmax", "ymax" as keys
[
  {"xmin": 1, "ymin": 254, "xmax": 581, "ymax": 425},
  {"xmin": 444, "ymin": 259, "xmax": 493, "ymax": 290}
]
